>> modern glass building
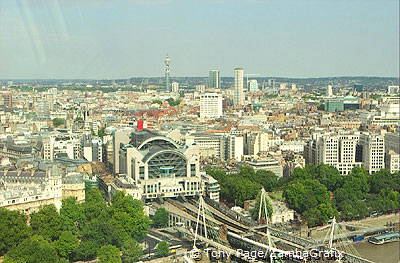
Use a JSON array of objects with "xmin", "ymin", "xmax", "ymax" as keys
[{"xmin": 208, "ymin": 70, "xmax": 221, "ymax": 90}]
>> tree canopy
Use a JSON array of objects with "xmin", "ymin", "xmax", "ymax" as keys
[
  {"xmin": 152, "ymin": 208, "xmax": 169, "ymax": 228},
  {"xmin": 97, "ymin": 245, "xmax": 121, "ymax": 263},
  {"xmin": 207, "ymin": 164, "xmax": 400, "ymax": 227},
  {"xmin": 4, "ymin": 235, "xmax": 67, "ymax": 263},
  {"xmin": 0, "ymin": 209, "xmax": 31, "ymax": 256},
  {"xmin": 156, "ymin": 241, "xmax": 169, "ymax": 257},
  {"xmin": 1, "ymin": 189, "xmax": 151, "ymax": 263}
]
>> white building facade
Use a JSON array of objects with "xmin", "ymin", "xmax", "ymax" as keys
[{"xmin": 200, "ymin": 93, "xmax": 223, "ymax": 119}]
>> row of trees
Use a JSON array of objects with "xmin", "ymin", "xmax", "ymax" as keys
[
  {"xmin": 207, "ymin": 164, "xmax": 400, "ymax": 227},
  {"xmin": 283, "ymin": 165, "xmax": 400, "ymax": 226},
  {"xmin": 0, "ymin": 189, "xmax": 150, "ymax": 263},
  {"xmin": 205, "ymin": 166, "xmax": 279, "ymax": 206}
]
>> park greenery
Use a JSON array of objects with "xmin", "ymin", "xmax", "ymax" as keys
[
  {"xmin": 205, "ymin": 166, "xmax": 279, "ymax": 207},
  {"xmin": 206, "ymin": 164, "xmax": 400, "ymax": 227},
  {"xmin": 151, "ymin": 208, "xmax": 170, "ymax": 228},
  {"xmin": 52, "ymin": 118, "xmax": 65, "ymax": 127},
  {"xmin": 0, "ymin": 189, "xmax": 150, "ymax": 263},
  {"xmin": 156, "ymin": 241, "xmax": 170, "ymax": 257},
  {"xmin": 151, "ymin": 98, "xmax": 181, "ymax": 107},
  {"xmin": 166, "ymin": 98, "xmax": 181, "ymax": 106}
]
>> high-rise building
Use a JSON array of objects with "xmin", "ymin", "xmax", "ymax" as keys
[
  {"xmin": 234, "ymin": 68, "xmax": 244, "ymax": 106},
  {"xmin": 326, "ymin": 85, "xmax": 333, "ymax": 97},
  {"xmin": 226, "ymin": 135, "xmax": 244, "ymax": 161},
  {"xmin": 248, "ymin": 79, "xmax": 259, "ymax": 92},
  {"xmin": 304, "ymin": 132, "xmax": 385, "ymax": 174},
  {"xmin": 208, "ymin": 70, "xmax": 221, "ymax": 90},
  {"xmin": 200, "ymin": 93, "xmax": 223, "ymax": 119},
  {"xmin": 268, "ymin": 79, "xmax": 276, "ymax": 89},
  {"xmin": 35, "ymin": 100, "xmax": 50, "ymax": 120},
  {"xmin": 359, "ymin": 133, "xmax": 385, "ymax": 174},
  {"xmin": 171, "ymin": 82, "xmax": 179, "ymax": 93},
  {"xmin": 386, "ymin": 150, "xmax": 400, "ymax": 173},
  {"xmin": 164, "ymin": 55, "xmax": 171, "ymax": 92}
]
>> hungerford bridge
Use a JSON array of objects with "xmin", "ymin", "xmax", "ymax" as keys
[{"xmin": 157, "ymin": 188, "xmax": 392, "ymax": 263}]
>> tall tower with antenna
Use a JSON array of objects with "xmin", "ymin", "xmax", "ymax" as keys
[{"xmin": 164, "ymin": 54, "xmax": 171, "ymax": 92}]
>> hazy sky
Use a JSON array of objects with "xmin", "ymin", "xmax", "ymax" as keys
[{"xmin": 0, "ymin": 0, "xmax": 399, "ymax": 79}]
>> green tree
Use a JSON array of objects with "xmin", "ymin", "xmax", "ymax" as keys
[
  {"xmin": 335, "ymin": 168, "xmax": 369, "ymax": 208},
  {"xmin": 4, "ymin": 235, "xmax": 66, "ymax": 263},
  {"xmin": 81, "ymin": 218, "xmax": 125, "ymax": 250},
  {"xmin": 97, "ymin": 245, "xmax": 121, "ymax": 263},
  {"xmin": 205, "ymin": 167, "xmax": 227, "ymax": 182},
  {"xmin": 54, "ymin": 231, "xmax": 79, "ymax": 260},
  {"xmin": 231, "ymin": 178, "xmax": 261, "ymax": 206},
  {"xmin": 284, "ymin": 179, "xmax": 330, "ymax": 213},
  {"xmin": 302, "ymin": 203, "xmax": 338, "ymax": 227},
  {"xmin": 121, "ymin": 239, "xmax": 143, "ymax": 263},
  {"xmin": 238, "ymin": 165, "xmax": 256, "ymax": 177},
  {"xmin": 0, "ymin": 208, "xmax": 31, "ymax": 256},
  {"xmin": 98, "ymin": 127, "xmax": 106, "ymax": 138},
  {"xmin": 369, "ymin": 169, "xmax": 400, "ymax": 194},
  {"xmin": 30, "ymin": 205, "xmax": 63, "ymax": 241},
  {"xmin": 252, "ymin": 170, "xmax": 279, "ymax": 191},
  {"xmin": 60, "ymin": 197, "xmax": 86, "ymax": 233},
  {"xmin": 339, "ymin": 200, "xmax": 369, "ymax": 220},
  {"xmin": 52, "ymin": 118, "xmax": 65, "ymax": 127},
  {"xmin": 156, "ymin": 241, "xmax": 169, "ymax": 257},
  {"xmin": 311, "ymin": 164, "xmax": 342, "ymax": 191},
  {"xmin": 111, "ymin": 191, "xmax": 151, "ymax": 241},
  {"xmin": 83, "ymin": 188, "xmax": 110, "ymax": 221},
  {"xmin": 152, "ymin": 208, "xmax": 169, "ymax": 228},
  {"xmin": 250, "ymin": 192, "xmax": 273, "ymax": 220},
  {"xmin": 72, "ymin": 241, "xmax": 98, "ymax": 262},
  {"xmin": 166, "ymin": 98, "xmax": 181, "ymax": 106}
]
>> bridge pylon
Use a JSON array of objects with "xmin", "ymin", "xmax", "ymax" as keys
[{"xmin": 193, "ymin": 195, "xmax": 208, "ymax": 249}]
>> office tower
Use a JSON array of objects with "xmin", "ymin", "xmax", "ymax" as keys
[
  {"xmin": 268, "ymin": 79, "xmax": 276, "ymax": 89},
  {"xmin": 36, "ymin": 100, "xmax": 50, "ymax": 120},
  {"xmin": 305, "ymin": 132, "xmax": 385, "ymax": 174},
  {"xmin": 200, "ymin": 93, "xmax": 223, "ymax": 119},
  {"xmin": 171, "ymin": 82, "xmax": 179, "ymax": 93},
  {"xmin": 226, "ymin": 135, "xmax": 244, "ymax": 161},
  {"xmin": 248, "ymin": 79, "xmax": 259, "ymax": 92},
  {"xmin": 353, "ymin": 84, "xmax": 363, "ymax": 92},
  {"xmin": 385, "ymin": 132, "xmax": 400, "ymax": 153},
  {"xmin": 209, "ymin": 70, "xmax": 221, "ymax": 90},
  {"xmin": 304, "ymin": 133, "xmax": 361, "ymax": 175},
  {"xmin": 234, "ymin": 68, "xmax": 244, "ymax": 106},
  {"xmin": 81, "ymin": 134, "xmax": 103, "ymax": 162},
  {"xmin": 386, "ymin": 151, "xmax": 400, "ymax": 173},
  {"xmin": 387, "ymin": 85, "xmax": 400, "ymax": 95},
  {"xmin": 326, "ymin": 85, "xmax": 333, "ymax": 97},
  {"xmin": 164, "ymin": 54, "xmax": 171, "ymax": 92},
  {"xmin": 359, "ymin": 133, "xmax": 385, "ymax": 173}
]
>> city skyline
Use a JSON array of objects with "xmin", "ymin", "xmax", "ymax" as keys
[{"xmin": 1, "ymin": 0, "xmax": 399, "ymax": 79}]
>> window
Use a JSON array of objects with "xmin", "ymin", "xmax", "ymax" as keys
[{"xmin": 139, "ymin": 166, "xmax": 145, "ymax": 180}]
